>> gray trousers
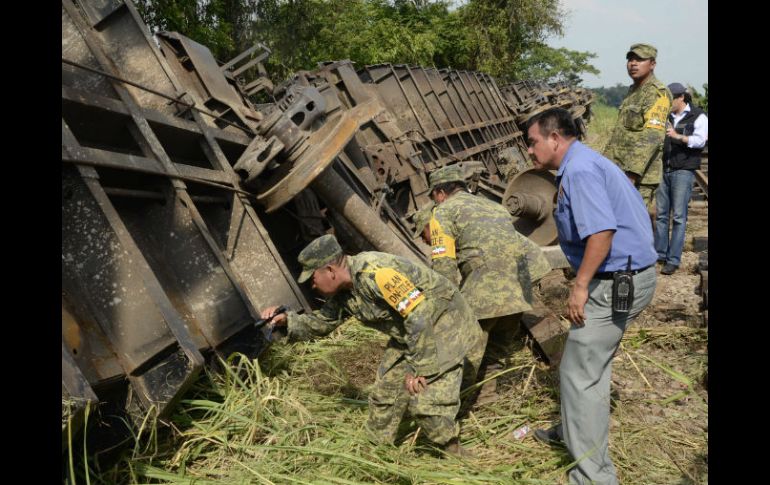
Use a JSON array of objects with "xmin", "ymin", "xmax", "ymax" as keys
[{"xmin": 560, "ymin": 266, "xmax": 656, "ymax": 485}]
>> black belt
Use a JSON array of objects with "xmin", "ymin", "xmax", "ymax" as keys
[{"xmin": 594, "ymin": 265, "xmax": 652, "ymax": 280}]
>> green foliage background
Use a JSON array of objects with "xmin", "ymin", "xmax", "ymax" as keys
[
  {"xmin": 689, "ymin": 83, "xmax": 708, "ymax": 112},
  {"xmin": 594, "ymin": 82, "xmax": 708, "ymax": 111},
  {"xmin": 135, "ymin": 0, "xmax": 599, "ymax": 84},
  {"xmin": 583, "ymin": 99, "xmax": 618, "ymax": 152}
]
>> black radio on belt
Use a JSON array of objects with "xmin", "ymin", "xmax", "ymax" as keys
[{"xmin": 612, "ymin": 256, "xmax": 635, "ymax": 313}]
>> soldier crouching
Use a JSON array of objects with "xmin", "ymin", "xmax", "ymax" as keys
[{"xmin": 261, "ymin": 234, "xmax": 482, "ymax": 456}]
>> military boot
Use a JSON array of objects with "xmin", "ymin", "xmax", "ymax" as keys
[
  {"xmin": 473, "ymin": 362, "xmax": 502, "ymax": 406},
  {"xmin": 442, "ymin": 438, "xmax": 474, "ymax": 458},
  {"xmin": 474, "ymin": 377, "xmax": 499, "ymax": 406}
]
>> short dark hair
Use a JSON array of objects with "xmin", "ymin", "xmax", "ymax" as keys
[
  {"xmin": 526, "ymin": 108, "xmax": 578, "ymax": 139},
  {"xmin": 431, "ymin": 181, "xmax": 466, "ymax": 195}
]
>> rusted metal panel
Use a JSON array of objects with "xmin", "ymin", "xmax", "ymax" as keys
[
  {"xmin": 77, "ymin": 0, "xmax": 124, "ymax": 26},
  {"xmin": 350, "ymin": 64, "xmax": 527, "ymax": 176},
  {"xmin": 62, "ymin": 169, "xmax": 182, "ymax": 373},
  {"xmin": 62, "ymin": 164, "xmax": 204, "ymax": 413},
  {"xmin": 61, "ymin": 84, "xmax": 253, "ymax": 147},
  {"xmin": 62, "ymin": 295, "xmax": 124, "ymax": 384},
  {"xmin": 112, "ymin": 191, "xmax": 255, "ymax": 347},
  {"xmin": 64, "ymin": 1, "xmax": 180, "ymax": 115},
  {"xmin": 190, "ymin": 108, "xmax": 311, "ymax": 313},
  {"xmin": 198, "ymin": 193, "xmax": 312, "ymax": 314},
  {"xmin": 62, "ymin": 0, "xmax": 313, "ymax": 443},
  {"xmin": 62, "ymin": 145, "xmax": 233, "ymax": 185},
  {"xmin": 157, "ymin": 33, "xmax": 257, "ymax": 129},
  {"xmin": 62, "ymin": 6, "xmax": 117, "ymax": 99},
  {"xmin": 501, "ymin": 79, "xmax": 593, "ymax": 136},
  {"xmin": 521, "ymin": 300, "xmax": 569, "ymax": 367}
]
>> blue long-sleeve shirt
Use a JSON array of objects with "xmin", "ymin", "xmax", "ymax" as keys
[{"xmin": 554, "ymin": 141, "xmax": 658, "ymax": 272}]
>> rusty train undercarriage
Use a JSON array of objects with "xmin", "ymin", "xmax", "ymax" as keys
[{"xmin": 62, "ymin": 0, "xmax": 593, "ymax": 452}]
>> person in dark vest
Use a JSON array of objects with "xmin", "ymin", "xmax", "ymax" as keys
[{"xmin": 655, "ymin": 82, "xmax": 708, "ymax": 275}]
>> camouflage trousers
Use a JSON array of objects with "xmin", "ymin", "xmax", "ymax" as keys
[
  {"xmin": 638, "ymin": 184, "xmax": 658, "ymax": 212},
  {"xmin": 367, "ymin": 345, "xmax": 462, "ymax": 446},
  {"xmin": 626, "ymin": 157, "xmax": 661, "ymax": 212},
  {"xmin": 462, "ymin": 313, "xmax": 523, "ymax": 392}
]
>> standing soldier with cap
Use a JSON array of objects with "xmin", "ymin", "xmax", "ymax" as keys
[
  {"xmin": 425, "ymin": 165, "xmax": 551, "ymax": 403},
  {"xmin": 604, "ymin": 43, "xmax": 672, "ymax": 212},
  {"xmin": 260, "ymin": 234, "xmax": 482, "ymax": 455}
]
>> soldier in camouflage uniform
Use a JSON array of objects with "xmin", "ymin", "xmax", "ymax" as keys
[
  {"xmin": 260, "ymin": 234, "xmax": 482, "ymax": 455},
  {"xmin": 412, "ymin": 201, "xmax": 435, "ymax": 244},
  {"xmin": 426, "ymin": 165, "xmax": 551, "ymax": 402},
  {"xmin": 603, "ymin": 43, "xmax": 672, "ymax": 211}
]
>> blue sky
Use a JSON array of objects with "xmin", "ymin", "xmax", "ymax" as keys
[{"xmin": 547, "ymin": 0, "xmax": 708, "ymax": 90}]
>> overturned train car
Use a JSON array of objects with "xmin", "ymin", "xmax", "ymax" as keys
[{"xmin": 62, "ymin": 0, "xmax": 593, "ymax": 452}]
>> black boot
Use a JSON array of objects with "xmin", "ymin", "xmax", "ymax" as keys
[
  {"xmin": 442, "ymin": 437, "xmax": 474, "ymax": 458},
  {"xmin": 661, "ymin": 263, "xmax": 678, "ymax": 275},
  {"xmin": 533, "ymin": 423, "xmax": 564, "ymax": 446}
]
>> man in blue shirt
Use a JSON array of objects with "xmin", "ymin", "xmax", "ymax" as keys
[{"xmin": 525, "ymin": 108, "xmax": 658, "ymax": 485}]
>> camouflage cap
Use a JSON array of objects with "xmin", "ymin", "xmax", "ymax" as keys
[
  {"xmin": 429, "ymin": 164, "xmax": 465, "ymax": 190},
  {"xmin": 412, "ymin": 202, "xmax": 435, "ymax": 237},
  {"xmin": 296, "ymin": 234, "xmax": 343, "ymax": 283},
  {"xmin": 626, "ymin": 43, "xmax": 657, "ymax": 60}
]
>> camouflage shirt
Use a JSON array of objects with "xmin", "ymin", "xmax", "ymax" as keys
[
  {"xmin": 603, "ymin": 74, "xmax": 672, "ymax": 185},
  {"xmin": 429, "ymin": 191, "xmax": 551, "ymax": 319},
  {"xmin": 286, "ymin": 251, "xmax": 482, "ymax": 377}
]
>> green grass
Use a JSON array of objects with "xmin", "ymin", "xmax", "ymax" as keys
[{"xmin": 584, "ymin": 101, "xmax": 619, "ymax": 152}]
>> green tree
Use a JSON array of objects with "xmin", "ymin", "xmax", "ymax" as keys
[
  {"xmin": 517, "ymin": 45, "xmax": 599, "ymax": 85},
  {"xmin": 592, "ymin": 83, "xmax": 629, "ymax": 108},
  {"xmin": 689, "ymin": 83, "xmax": 708, "ymax": 112},
  {"xmin": 135, "ymin": 0, "xmax": 259, "ymax": 61},
  {"xmin": 455, "ymin": 0, "xmax": 598, "ymax": 83},
  {"xmin": 252, "ymin": 0, "xmax": 462, "ymax": 79},
  {"xmin": 136, "ymin": 0, "xmax": 600, "ymax": 86}
]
